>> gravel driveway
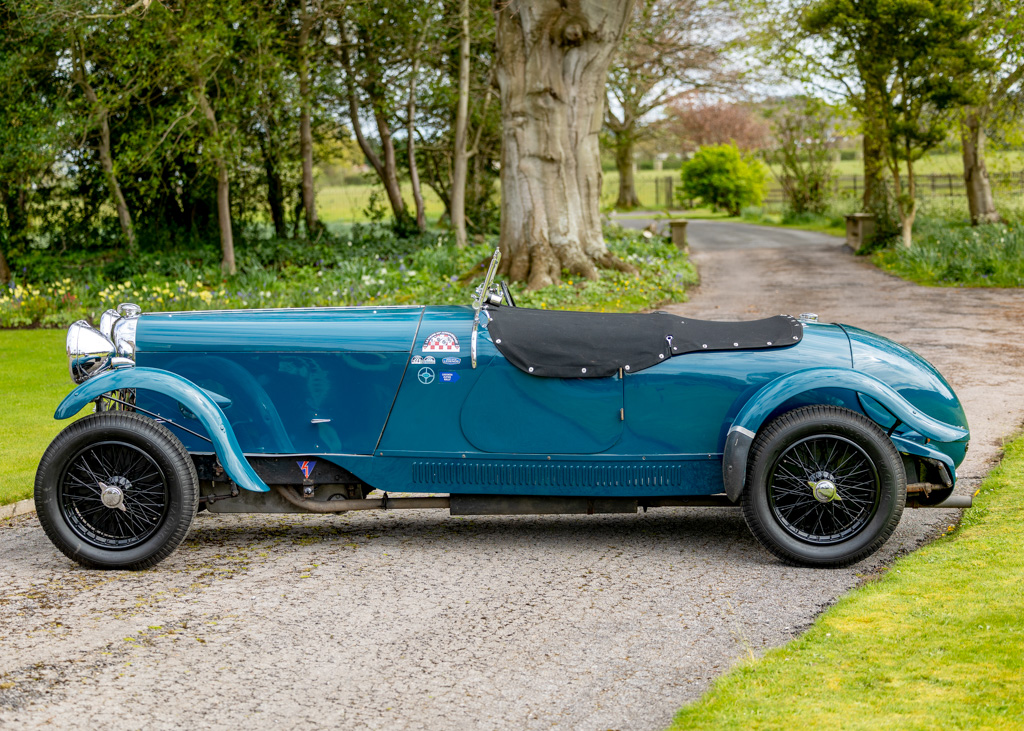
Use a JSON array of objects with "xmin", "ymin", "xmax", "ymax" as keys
[{"xmin": 2, "ymin": 221, "xmax": 1022, "ymax": 730}]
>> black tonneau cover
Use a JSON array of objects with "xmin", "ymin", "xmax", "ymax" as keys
[{"xmin": 485, "ymin": 307, "xmax": 803, "ymax": 378}]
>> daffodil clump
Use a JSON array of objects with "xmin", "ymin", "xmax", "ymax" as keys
[
  {"xmin": 874, "ymin": 220, "xmax": 1024, "ymax": 287},
  {"xmin": 0, "ymin": 227, "xmax": 696, "ymax": 328},
  {"xmin": 0, "ymin": 278, "xmax": 85, "ymax": 327}
]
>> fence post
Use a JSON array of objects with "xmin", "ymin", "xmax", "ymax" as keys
[{"xmin": 666, "ymin": 177, "xmax": 673, "ymax": 209}]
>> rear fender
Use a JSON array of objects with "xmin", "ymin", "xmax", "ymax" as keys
[
  {"xmin": 722, "ymin": 367, "xmax": 969, "ymax": 501},
  {"xmin": 54, "ymin": 367, "xmax": 269, "ymax": 493}
]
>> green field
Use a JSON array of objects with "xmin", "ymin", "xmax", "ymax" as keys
[
  {"xmin": 670, "ymin": 434, "xmax": 1024, "ymax": 730},
  {"xmin": 315, "ymin": 151, "xmax": 1024, "ymax": 223},
  {"xmin": 0, "ymin": 330, "xmax": 89, "ymax": 506}
]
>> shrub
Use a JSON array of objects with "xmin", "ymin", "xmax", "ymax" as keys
[
  {"xmin": 679, "ymin": 144, "xmax": 767, "ymax": 216},
  {"xmin": 764, "ymin": 97, "xmax": 838, "ymax": 215}
]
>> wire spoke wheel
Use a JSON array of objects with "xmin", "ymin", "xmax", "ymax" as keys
[
  {"xmin": 59, "ymin": 441, "xmax": 170, "ymax": 549},
  {"xmin": 36, "ymin": 412, "xmax": 198, "ymax": 570},
  {"xmin": 742, "ymin": 405, "xmax": 906, "ymax": 568},
  {"xmin": 768, "ymin": 435, "xmax": 879, "ymax": 544}
]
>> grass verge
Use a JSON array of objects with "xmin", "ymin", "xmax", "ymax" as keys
[
  {"xmin": 874, "ymin": 219, "xmax": 1024, "ymax": 287},
  {"xmin": 0, "ymin": 330, "xmax": 90, "ymax": 506},
  {"xmin": 670, "ymin": 433, "xmax": 1024, "ymax": 730}
]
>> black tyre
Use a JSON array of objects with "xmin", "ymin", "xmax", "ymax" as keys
[
  {"xmin": 741, "ymin": 405, "xmax": 906, "ymax": 568},
  {"xmin": 35, "ymin": 412, "xmax": 199, "ymax": 570}
]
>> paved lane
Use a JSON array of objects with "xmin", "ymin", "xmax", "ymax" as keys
[{"xmin": 2, "ymin": 220, "xmax": 1021, "ymax": 730}]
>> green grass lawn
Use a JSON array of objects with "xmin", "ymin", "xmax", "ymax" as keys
[
  {"xmin": 0, "ymin": 330, "xmax": 89, "ymax": 505},
  {"xmin": 670, "ymin": 433, "xmax": 1024, "ymax": 730}
]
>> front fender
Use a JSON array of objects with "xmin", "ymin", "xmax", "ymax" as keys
[
  {"xmin": 54, "ymin": 368, "xmax": 269, "ymax": 493},
  {"xmin": 722, "ymin": 367, "xmax": 969, "ymax": 501}
]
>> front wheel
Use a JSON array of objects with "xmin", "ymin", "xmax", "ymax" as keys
[
  {"xmin": 35, "ymin": 412, "xmax": 199, "ymax": 570},
  {"xmin": 741, "ymin": 405, "xmax": 906, "ymax": 568}
]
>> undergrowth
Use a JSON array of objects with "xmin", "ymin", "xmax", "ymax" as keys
[
  {"xmin": 0, "ymin": 226, "xmax": 696, "ymax": 327},
  {"xmin": 874, "ymin": 219, "xmax": 1024, "ymax": 287}
]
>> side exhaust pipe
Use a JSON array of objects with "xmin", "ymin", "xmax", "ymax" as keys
[{"xmin": 908, "ymin": 494, "xmax": 972, "ymax": 509}]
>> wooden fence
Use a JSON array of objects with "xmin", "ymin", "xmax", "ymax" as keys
[{"xmin": 632, "ymin": 171, "xmax": 1024, "ymax": 209}]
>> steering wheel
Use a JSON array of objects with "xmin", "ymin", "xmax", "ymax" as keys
[{"xmin": 500, "ymin": 280, "xmax": 516, "ymax": 307}]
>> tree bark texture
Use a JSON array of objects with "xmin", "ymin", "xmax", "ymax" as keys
[
  {"xmin": 961, "ymin": 111, "xmax": 1001, "ymax": 225},
  {"xmin": 407, "ymin": 39, "xmax": 427, "ymax": 233},
  {"xmin": 196, "ymin": 88, "xmax": 236, "ymax": 274},
  {"xmin": 861, "ymin": 126, "xmax": 886, "ymax": 213},
  {"xmin": 496, "ymin": 0, "xmax": 636, "ymax": 289},
  {"xmin": 298, "ymin": 0, "xmax": 319, "ymax": 236},
  {"xmin": 889, "ymin": 157, "xmax": 917, "ymax": 248},
  {"xmin": 371, "ymin": 105, "xmax": 408, "ymax": 224},
  {"xmin": 0, "ymin": 243, "xmax": 10, "ymax": 285},
  {"xmin": 613, "ymin": 135, "xmax": 639, "ymax": 208},
  {"xmin": 93, "ymin": 106, "xmax": 137, "ymax": 252},
  {"xmin": 1, "ymin": 184, "xmax": 25, "ymax": 281},
  {"xmin": 450, "ymin": 0, "xmax": 471, "ymax": 247},
  {"xmin": 342, "ymin": 48, "xmax": 408, "ymax": 223},
  {"xmin": 259, "ymin": 130, "xmax": 287, "ymax": 238},
  {"xmin": 73, "ymin": 43, "xmax": 136, "ymax": 252}
]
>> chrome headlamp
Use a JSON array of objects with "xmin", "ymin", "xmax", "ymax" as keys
[
  {"xmin": 112, "ymin": 303, "xmax": 140, "ymax": 360},
  {"xmin": 67, "ymin": 302, "xmax": 141, "ymax": 384}
]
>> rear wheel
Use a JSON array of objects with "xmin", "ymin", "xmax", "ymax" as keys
[
  {"xmin": 741, "ymin": 405, "xmax": 906, "ymax": 568},
  {"xmin": 35, "ymin": 412, "xmax": 198, "ymax": 570}
]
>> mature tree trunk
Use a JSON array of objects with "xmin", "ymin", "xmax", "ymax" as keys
[
  {"xmin": 196, "ymin": 87, "xmax": 236, "ymax": 274},
  {"xmin": 495, "ymin": 0, "xmax": 636, "ymax": 289},
  {"xmin": 890, "ymin": 157, "xmax": 917, "ymax": 248},
  {"xmin": 371, "ymin": 106, "xmax": 408, "ymax": 224},
  {"xmin": 0, "ymin": 187, "xmax": 15, "ymax": 281},
  {"xmin": 298, "ymin": 0, "xmax": 319, "ymax": 236},
  {"xmin": 342, "ymin": 49, "xmax": 408, "ymax": 223},
  {"xmin": 450, "ymin": 0, "xmax": 471, "ymax": 247},
  {"xmin": 93, "ymin": 106, "xmax": 137, "ymax": 252},
  {"xmin": 2, "ymin": 182, "xmax": 29, "ymax": 248},
  {"xmin": 961, "ymin": 110, "xmax": 1001, "ymax": 225},
  {"xmin": 0, "ymin": 243, "xmax": 10, "ymax": 284},
  {"xmin": 613, "ymin": 134, "xmax": 640, "ymax": 208},
  {"xmin": 861, "ymin": 127, "xmax": 887, "ymax": 213},
  {"xmin": 259, "ymin": 130, "xmax": 287, "ymax": 238},
  {"xmin": 407, "ymin": 38, "xmax": 427, "ymax": 233},
  {"xmin": 73, "ymin": 43, "xmax": 136, "ymax": 252}
]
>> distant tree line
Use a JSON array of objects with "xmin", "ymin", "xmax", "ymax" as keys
[
  {"xmin": 0, "ymin": 0, "xmax": 503, "ymax": 279},
  {"xmin": 0, "ymin": 0, "xmax": 744, "ymax": 287},
  {"xmin": 2, "ymin": 0, "xmax": 1020, "ymax": 287},
  {"xmin": 752, "ymin": 0, "xmax": 1024, "ymax": 245}
]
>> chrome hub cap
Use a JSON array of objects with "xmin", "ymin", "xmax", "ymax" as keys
[
  {"xmin": 768, "ymin": 436, "xmax": 880, "ymax": 544},
  {"xmin": 810, "ymin": 478, "xmax": 839, "ymax": 503},
  {"xmin": 99, "ymin": 482, "xmax": 127, "ymax": 511}
]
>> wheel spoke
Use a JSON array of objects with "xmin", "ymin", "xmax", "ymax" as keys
[
  {"xmin": 768, "ymin": 433, "xmax": 881, "ymax": 545},
  {"xmin": 59, "ymin": 439, "xmax": 170, "ymax": 550}
]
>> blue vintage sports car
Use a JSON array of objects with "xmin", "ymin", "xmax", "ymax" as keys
[{"xmin": 36, "ymin": 250, "xmax": 970, "ymax": 570}]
